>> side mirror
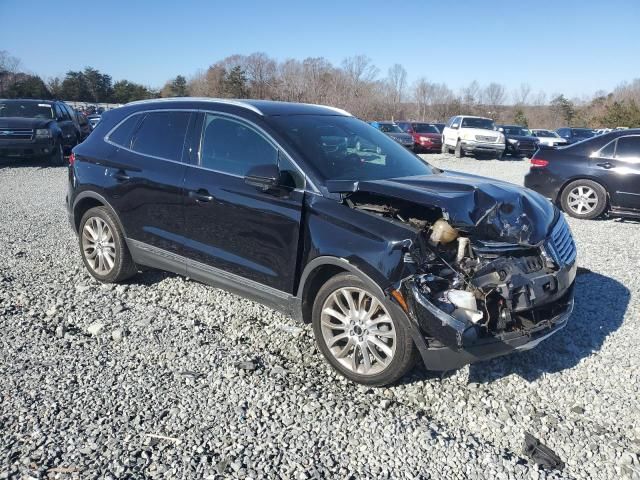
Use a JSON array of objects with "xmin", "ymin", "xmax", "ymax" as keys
[
  {"xmin": 498, "ymin": 127, "xmax": 504, "ymax": 132},
  {"xmin": 244, "ymin": 163, "xmax": 280, "ymax": 191},
  {"xmin": 451, "ymin": 123, "xmax": 459, "ymax": 129}
]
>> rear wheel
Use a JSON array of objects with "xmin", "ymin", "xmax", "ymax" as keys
[
  {"xmin": 79, "ymin": 206, "xmax": 137, "ymax": 282},
  {"xmin": 560, "ymin": 179, "xmax": 607, "ymax": 219},
  {"xmin": 454, "ymin": 140, "xmax": 464, "ymax": 158},
  {"xmin": 312, "ymin": 273, "xmax": 416, "ymax": 386}
]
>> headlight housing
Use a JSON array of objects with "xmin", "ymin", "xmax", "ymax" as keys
[
  {"xmin": 419, "ymin": 136, "xmax": 431, "ymax": 142},
  {"xmin": 508, "ymin": 138, "xmax": 518, "ymax": 144},
  {"xmin": 35, "ymin": 129, "xmax": 52, "ymax": 138}
]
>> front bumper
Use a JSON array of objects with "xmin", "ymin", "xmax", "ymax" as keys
[
  {"xmin": 403, "ymin": 260, "xmax": 576, "ymax": 371},
  {"xmin": 460, "ymin": 140, "xmax": 506, "ymax": 155},
  {"xmin": 0, "ymin": 139, "xmax": 54, "ymax": 158},
  {"xmin": 506, "ymin": 143, "xmax": 538, "ymax": 156}
]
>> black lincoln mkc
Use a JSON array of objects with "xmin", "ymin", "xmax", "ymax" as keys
[{"xmin": 67, "ymin": 98, "xmax": 577, "ymax": 385}]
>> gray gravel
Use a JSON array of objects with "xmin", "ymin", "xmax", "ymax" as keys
[{"xmin": 1, "ymin": 154, "xmax": 639, "ymax": 479}]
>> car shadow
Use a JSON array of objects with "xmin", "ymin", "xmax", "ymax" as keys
[
  {"xmin": 125, "ymin": 268, "xmax": 177, "ymax": 287},
  {"xmin": 466, "ymin": 269, "xmax": 629, "ymax": 383}
]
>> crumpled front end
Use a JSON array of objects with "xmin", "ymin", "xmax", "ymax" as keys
[{"xmin": 398, "ymin": 213, "xmax": 577, "ymax": 370}]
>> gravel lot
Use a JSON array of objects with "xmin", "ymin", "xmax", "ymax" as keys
[{"xmin": 1, "ymin": 154, "xmax": 639, "ymax": 479}]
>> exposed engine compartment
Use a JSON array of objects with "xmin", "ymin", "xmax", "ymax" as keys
[{"xmin": 345, "ymin": 191, "xmax": 570, "ymax": 345}]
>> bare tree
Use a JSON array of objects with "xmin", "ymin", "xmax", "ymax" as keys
[
  {"xmin": 387, "ymin": 64, "xmax": 407, "ymax": 118},
  {"xmin": 483, "ymin": 82, "xmax": 507, "ymax": 119},
  {"xmin": 244, "ymin": 52, "xmax": 277, "ymax": 99},
  {"xmin": 513, "ymin": 82, "xmax": 532, "ymax": 105}
]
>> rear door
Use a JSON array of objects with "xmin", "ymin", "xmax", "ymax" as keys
[
  {"xmin": 104, "ymin": 110, "xmax": 193, "ymax": 271},
  {"xmin": 600, "ymin": 135, "xmax": 640, "ymax": 210},
  {"xmin": 182, "ymin": 112, "xmax": 304, "ymax": 294}
]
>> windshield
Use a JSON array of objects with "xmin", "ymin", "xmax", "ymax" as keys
[
  {"xmin": 269, "ymin": 115, "xmax": 434, "ymax": 182},
  {"xmin": 378, "ymin": 123, "xmax": 404, "ymax": 134},
  {"xmin": 413, "ymin": 123, "xmax": 439, "ymax": 134},
  {"xmin": 461, "ymin": 117, "xmax": 496, "ymax": 130},
  {"xmin": 0, "ymin": 101, "xmax": 54, "ymax": 119},
  {"xmin": 502, "ymin": 126, "xmax": 531, "ymax": 136},
  {"xmin": 573, "ymin": 128, "xmax": 595, "ymax": 138},
  {"xmin": 533, "ymin": 130, "xmax": 557, "ymax": 138}
]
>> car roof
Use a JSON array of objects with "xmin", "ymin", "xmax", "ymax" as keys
[
  {"xmin": 125, "ymin": 97, "xmax": 352, "ymax": 117},
  {"xmin": 460, "ymin": 115, "xmax": 492, "ymax": 120},
  {"xmin": 0, "ymin": 98, "xmax": 55, "ymax": 104}
]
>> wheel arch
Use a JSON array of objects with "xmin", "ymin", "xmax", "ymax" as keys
[{"xmin": 72, "ymin": 191, "xmax": 127, "ymax": 236}]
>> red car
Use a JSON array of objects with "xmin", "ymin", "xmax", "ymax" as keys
[{"xmin": 397, "ymin": 122, "xmax": 443, "ymax": 153}]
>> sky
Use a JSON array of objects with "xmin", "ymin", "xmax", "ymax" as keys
[{"xmin": 1, "ymin": 0, "xmax": 639, "ymax": 100}]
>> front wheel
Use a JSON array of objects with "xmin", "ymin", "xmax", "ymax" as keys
[
  {"xmin": 50, "ymin": 142, "xmax": 65, "ymax": 166},
  {"xmin": 454, "ymin": 140, "xmax": 464, "ymax": 158},
  {"xmin": 312, "ymin": 273, "xmax": 416, "ymax": 386},
  {"xmin": 79, "ymin": 206, "xmax": 138, "ymax": 283},
  {"xmin": 560, "ymin": 179, "xmax": 607, "ymax": 219},
  {"xmin": 441, "ymin": 142, "xmax": 448, "ymax": 154}
]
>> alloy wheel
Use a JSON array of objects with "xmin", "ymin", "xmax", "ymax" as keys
[
  {"xmin": 567, "ymin": 185, "xmax": 598, "ymax": 215},
  {"xmin": 320, "ymin": 287, "xmax": 397, "ymax": 376},
  {"xmin": 82, "ymin": 217, "xmax": 116, "ymax": 275}
]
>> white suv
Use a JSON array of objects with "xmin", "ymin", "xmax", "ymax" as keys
[{"xmin": 441, "ymin": 116, "xmax": 506, "ymax": 158}]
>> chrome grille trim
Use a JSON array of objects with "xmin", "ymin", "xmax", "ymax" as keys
[
  {"xmin": 0, "ymin": 128, "xmax": 34, "ymax": 140},
  {"xmin": 546, "ymin": 215, "xmax": 577, "ymax": 266}
]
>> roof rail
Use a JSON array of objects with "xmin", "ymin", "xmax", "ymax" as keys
[{"xmin": 124, "ymin": 97, "xmax": 263, "ymax": 116}]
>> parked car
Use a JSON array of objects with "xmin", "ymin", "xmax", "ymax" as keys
[
  {"xmin": 369, "ymin": 121, "xmax": 414, "ymax": 149},
  {"xmin": 555, "ymin": 127, "xmax": 596, "ymax": 144},
  {"xmin": 396, "ymin": 121, "xmax": 442, "ymax": 153},
  {"xmin": 498, "ymin": 124, "xmax": 540, "ymax": 157},
  {"xmin": 75, "ymin": 110, "xmax": 91, "ymax": 141},
  {"xmin": 531, "ymin": 129, "xmax": 568, "ymax": 147},
  {"xmin": 525, "ymin": 129, "xmax": 640, "ymax": 219},
  {"xmin": 0, "ymin": 99, "xmax": 81, "ymax": 164},
  {"xmin": 442, "ymin": 115, "xmax": 506, "ymax": 158},
  {"xmin": 68, "ymin": 98, "xmax": 576, "ymax": 386},
  {"xmin": 87, "ymin": 114, "xmax": 101, "ymax": 130}
]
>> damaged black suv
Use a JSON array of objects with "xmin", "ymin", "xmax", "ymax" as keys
[{"xmin": 67, "ymin": 99, "xmax": 577, "ymax": 386}]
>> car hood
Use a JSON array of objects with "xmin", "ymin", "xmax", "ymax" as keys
[
  {"xmin": 460, "ymin": 128, "xmax": 501, "ymax": 139},
  {"xmin": 385, "ymin": 132, "xmax": 413, "ymax": 143},
  {"xmin": 414, "ymin": 132, "xmax": 441, "ymax": 140},
  {"xmin": 0, "ymin": 117, "xmax": 54, "ymax": 129},
  {"xmin": 327, "ymin": 170, "xmax": 556, "ymax": 246},
  {"xmin": 507, "ymin": 134, "xmax": 538, "ymax": 142}
]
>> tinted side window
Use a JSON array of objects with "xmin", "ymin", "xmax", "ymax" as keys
[
  {"xmin": 63, "ymin": 104, "xmax": 75, "ymax": 120},
  {"xmin": 598, "ymin": 139, "xmax": 616, "ymax": 158},
  {"xmin": 615, "ymin": 136, "xmax": 640, "ymax": 159},
  {"xmin": 278, "ymin": 154, "xmax": 305, "ymax": 189},
  {"xmin": 54, "ymin": 104, "xmax": 65, "ymax": 121},
  {"xmin": 131, "ymin": 111, "xmax": 191, "ymax": 161},
  {"xmin": 108, "ymin": 114, "xmax": 143, "ymax": 149},
  {"xmin": 200, "ymin": 114, "xmax": 278, "ymax": 176}
]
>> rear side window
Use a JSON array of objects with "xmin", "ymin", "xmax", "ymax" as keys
[
  {"xmin": 108, "ymin": 114, "xmax": 143, "ymax": 149},
  {"xmin": 130, "ymin": 111, "xmax": 191, "ymax": 161},
  {"xmin": 615, "ymin": 136, "xmax": 640, "ymax": 160},
  {"xmin": 200, "ymin": 114, "xmax": 278, "ymax": 176},
  {"xmin": 598, "ymin": 139, "xmax": 616, "ymax": 158}
]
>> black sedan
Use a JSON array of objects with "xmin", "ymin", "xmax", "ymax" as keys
[
  {"xmin": 524, "ymin": 129, "xmax": 640, "ymax": 219},
  {"xmin": 555, "ymin": 127, "xmax": 596, "ymax": 145}
]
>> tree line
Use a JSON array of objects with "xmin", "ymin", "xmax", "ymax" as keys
[{"xmin": 1, "ymin": 50, "xmax": 639, "ymax": 128}]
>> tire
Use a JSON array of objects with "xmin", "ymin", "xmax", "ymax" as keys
[
  {"xmin": 441, "ymin": 141, "xmax": 448, "ymax": 154},
  {"xmin": 79, "ymin": 206, "xmax": 137, "ymax": 283},
  {"xmin": 50, "ymin": 142, "xmax": 65, "ymax": 166},
  {"xmin": 454, "ymin": 140, "xmax": 464, "ymax": 158},
  {"xmin": 311, "ymin": 273, "xmax": 417, "ymax": 386},
  {"xmin": 560, "ymin": 179, "xmax": 608, "ymax": 219}
]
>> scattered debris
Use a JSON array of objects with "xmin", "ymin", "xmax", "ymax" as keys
[
  {"xmin": 143, "ymin": 433, "xmax": 181, "ymax": 443},
  {"xmin": 111, "ymin": 328, "xmax": 125, "ymax": 342},
  {"xmin": 571, "ymin": 405, "xmax": 585, "ymax": 414},
  {"xmin": 523, "ymin": 432, "xmax": 564, "ymax": 470},
  {"xmin": 237, "ymin": 360, "xmax": 257, "ymax": 371}
]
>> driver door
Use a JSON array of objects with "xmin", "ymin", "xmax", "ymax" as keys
[{"xmin": 182, "ymin": 112, "xmax": 305, "ymax": 294}]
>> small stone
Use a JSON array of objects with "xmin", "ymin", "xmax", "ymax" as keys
[
  {"xmin": 75, "ymin": 284, "xmax": 91, "ymax": 293},
  {"xmin": 111, "ymin": 329, "xmax": 124, "ymax": 342},
  {"xmin": 571, "ymin": 405, "xmax": 585, "ymax": 414},
  {"xmin": 380, "ymin": 399, "xmax": 393, "ymax": 410},
  {"xmin": 55, "ymin": 324, "xmax": 65, "ymax": 339},
  {"xmin": 87, "ymin": 322, "xmax": 105, "ymax": 336},
  {"xmin": 271, "ymin": 366, "xmax": 287, "ymax": 376},
  {"xmin": 237, "ymin": 361, "xmax": 257, "ymax": 371}
]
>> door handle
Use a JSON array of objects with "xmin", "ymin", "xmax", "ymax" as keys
[
  {"xmin": 188, "ymin": 189, "xmax": 214, "ymax": 202},
  {"xmin": 597, "ymin": 162, "xmax": 613, "ymax": 169},
  {"xmin": 113, "ymin": 171, "xmax": 131, "ymax": 181}
]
